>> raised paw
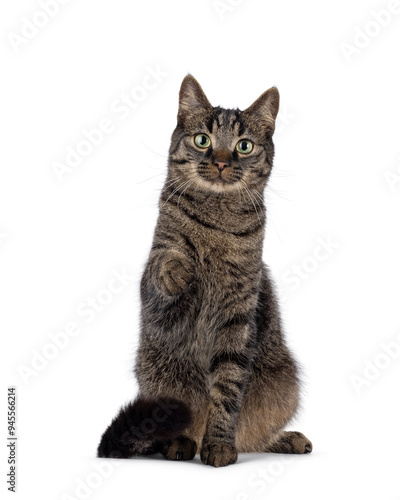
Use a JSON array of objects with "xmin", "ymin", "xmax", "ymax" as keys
[
  {"xmin": 161, "ymin": 436, "xmax": 197, "ymax": 461},
  {"xmin": 159, "ymin": 258, "xmax": 194, "ymax": 296},
  {"xmin": 268, "ymin": 431, "xmax": 313, "ymax": 454},
  {"xmin": 200, "ymin": 442, "xmax": 238, "ymax": 467}
]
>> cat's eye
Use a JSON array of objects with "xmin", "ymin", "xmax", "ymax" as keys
[
  {"xmin": 194, "ymin": 134, "xmax": 211, "ymax": 149},
  {"xmin": 236, "ymin": 140, "xmax": 253, "ymax": 154}
]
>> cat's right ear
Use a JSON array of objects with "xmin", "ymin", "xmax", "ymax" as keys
[{"xmin": 178, "ymin": 75, "xmax": 212, "ymax": 124}]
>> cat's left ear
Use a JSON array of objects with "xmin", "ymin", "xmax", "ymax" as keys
[
  {"xmin": 243, "ymin": 87, "xmax": 280, "ymax": 136},
  {"xmin": 178, "ymin": 75, "xmax": 212, "ymax": 124}
]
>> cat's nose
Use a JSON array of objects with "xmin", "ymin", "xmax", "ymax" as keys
[{"xmin": 214, "ymin": 161, "xmax": 228, "ymax": 172}]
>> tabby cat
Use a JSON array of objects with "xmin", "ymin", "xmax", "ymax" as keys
[{"xmin": 97, "ymin": 75, "xmax": 312, "ymax": 467}]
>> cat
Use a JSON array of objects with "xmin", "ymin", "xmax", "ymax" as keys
[{"xmin": 97, "ymin": 75, "xmax": 312, "ymax": 467}]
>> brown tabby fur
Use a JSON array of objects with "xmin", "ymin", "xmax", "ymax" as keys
[{"xmin": 97, "ymin": 75, "xmax": 312, "ymax": 467}]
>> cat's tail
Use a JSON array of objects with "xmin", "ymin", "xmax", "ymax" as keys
[{"xmin": 97, "ymin": 396, "xmax": 192, "ymax": 458}]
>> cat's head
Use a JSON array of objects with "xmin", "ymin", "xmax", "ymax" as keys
[{"xmin": 168, "ymin": 75, "xmax": 279, "ymax": 194}]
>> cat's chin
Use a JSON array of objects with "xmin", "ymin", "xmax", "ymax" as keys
[
  {"xmin": 212, "ymin": 177, "xmax": 230, "ymax": 185},
  {"xmin": 197, "ymin": 177, "xmax": 239, "ymax": 194}
]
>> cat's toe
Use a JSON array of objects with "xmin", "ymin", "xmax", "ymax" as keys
[
  {"xmin": 267, "ymin": 431, "xmax": 313, "ymax": 454},
  {"xmin": 290, "ymin": 432, "xmax": 313, "ymax": 454},
  {"xmin": 161, "ymin": 436, "xmax": 197, "ymax": 461},
  {"xmin": 200, "ymin": 442, "xmax": 238, "ymax": 467},
  {"xmin": 286, "ymin": 431, "xmax": 313, "ymax": 454}
]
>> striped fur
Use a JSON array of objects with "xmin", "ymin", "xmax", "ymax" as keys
[{"xmin": 98, "ymin": 75, "xmax": 312, "ymax": 467}]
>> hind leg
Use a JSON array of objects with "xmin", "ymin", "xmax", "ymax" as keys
[
  {"xmin": 236, "ymin": 376, "xmax": 313, "ymax": 455},
  {"xmin": 236, "ymin": 363, "xmax": 305, "ymax": 453},
  {"xmin": 236, "ymin": 266, "xmax": 312, "ymax": 455},
  {"xmin": 266, "ymin": 431, "xmax": 312, "ymax": 454}
]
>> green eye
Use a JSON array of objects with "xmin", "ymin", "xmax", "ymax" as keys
[
  {"xmin": 236, "ymin": 140, "xmax": 253, "ymax": 154},
  {"xmin": 194, "ymin": 134, "xmax": 211, "ymax": 148}
]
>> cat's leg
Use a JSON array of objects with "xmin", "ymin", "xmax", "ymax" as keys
[
  {"xmin": 236, "ymin": 378, "xmax": 313, "ymax": 454},
  {"xmin": 235, "ymin": 362, "xmax": 302, "ymax": 453},
  {"xmin": 265, "ymin": 431, "xmax": 312, "ymax": 454},
  {"xmin": 235, "ymin": 266, "xmax": 312, "ymax": 454},
  {"xmin": 200, "ymin": 318, "xmax": 256, "ymax": 467}
]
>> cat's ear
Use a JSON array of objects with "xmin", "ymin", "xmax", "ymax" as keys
[
  {"xmin": 178, "ymin": 75, "xmax": 212, "ymax": 124},
  {"xmin": 243, "ymin": 87, "xmax": 280, "ymax": 136}
]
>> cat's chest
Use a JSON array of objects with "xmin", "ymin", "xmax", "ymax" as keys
[
  {"xmin": 192, "ymin": 228, "xmax": 262, "ymax": 281},
  {"xmin": 190, "ymin": 229, "xmax": 262, "ymax": 324}
]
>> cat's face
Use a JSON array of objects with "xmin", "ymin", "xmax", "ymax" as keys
[{"xmin": 168, "ymin": 76, "xmax": 279, "ymax": 195}]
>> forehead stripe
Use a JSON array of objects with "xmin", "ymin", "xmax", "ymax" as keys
[
  {"xmin": 231, "ymin": 110, "xmax": 245, "ymax": 136},
  {"xmin": 205, "ymin": 115, "xmax": 214, "ymax": 133}
]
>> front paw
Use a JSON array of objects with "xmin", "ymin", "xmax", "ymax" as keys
[
  {"xmin": 200, "ymin": 441, "xmax": 238, "ymax": 467},
  {"xmin": 159, "ymin": 258, "xmax": 194, "ymax": 296}
]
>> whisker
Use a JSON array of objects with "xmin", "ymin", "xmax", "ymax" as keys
[
  {"xmin": 177, "ymin": 178, "xmax": 196, "ymax": 207},
  {"xmin": 240, "ymin": 179, "xmax": 262, "ymax": 225},
  {"xmin": 136, "ymin": 172, "xmax": 166, "ymax": 184},
  {"xmin": 252, "ymin": 189, "xmax": 265, "ymax": 206},
  {"xmin": 266, "ymin": 184, "xmax": 292, "ymax": 201},
  {"xmin": 164, "ymin": 176, "xmax": 183, "ymax": 189},
  {"xmin": 161, "ymin": 180, "xmax": 188, "ymax": 208},
  {"xmin": 236, "ymin": 183, "xmax": 242, "ymax": 207},
  {"xmin": 141, "ymin": 142, "xmax": 169, "ymax": 159},
  {"xmin": 238, "ymin": 181, "xmax": 251, "ymax": 216}
]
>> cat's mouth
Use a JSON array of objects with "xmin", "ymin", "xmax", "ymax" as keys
[
  {"xmin": 205, "ymin": 175, "xmax": 236, "ymax": 186},
  {"xmin": 197, "ymin": 166, "xmax": 239, "ymax": 185}
]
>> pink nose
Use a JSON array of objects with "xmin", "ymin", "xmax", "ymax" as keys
[{"xmin": 214, "ymin": 161, "xmax": 228, "ymax": 172}]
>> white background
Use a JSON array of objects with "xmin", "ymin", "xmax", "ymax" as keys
[{"xmin": 1, "ymin": 0, "xmax": 400, "ymax": 498}]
